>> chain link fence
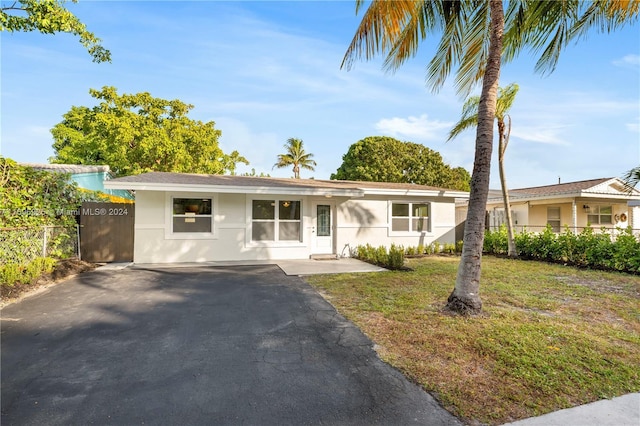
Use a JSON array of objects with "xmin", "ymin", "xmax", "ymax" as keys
[{"xmin": 0, "ymin": 225, "xmax": 80, "ymax": 265}]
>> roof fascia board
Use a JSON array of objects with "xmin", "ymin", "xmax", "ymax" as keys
[
  {"xmin": 361, "ymin": 188, "xmax": 469, "ymax": 198},
  {"xmin": 104, "ymin": 181, "xmax": 365, "ymax": 197}
]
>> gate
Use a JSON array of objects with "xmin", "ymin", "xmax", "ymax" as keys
[{"xmin": 80, "ymin": 202, "xmax": 134, "ymax": 262}]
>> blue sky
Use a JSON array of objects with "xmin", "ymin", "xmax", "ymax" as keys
[{"xmin": 1, "ymin": 1, "xmax": 639, "ymax": 189}]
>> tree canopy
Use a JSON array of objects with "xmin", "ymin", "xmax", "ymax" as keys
[
  {"xmin": 331, "ymin": 136, "xmax": 471, "ymax": 192},
  {"xmin": 1, "ymin": 0, "xmax": 110, "ymax": 62},
  {"xmin": 50, "ymin": 87, "xmax": 248, "ymax": 177}
]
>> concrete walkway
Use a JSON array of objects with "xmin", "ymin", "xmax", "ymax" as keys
[
  {"xmin": 503, "ymin": 393, "xmax": 640, "ymax": 426},
  {"xmin": 128, "ymin": 257, "xmax": 386, "ymax": 276}
]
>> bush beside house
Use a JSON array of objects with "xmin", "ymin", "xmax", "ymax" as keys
[{"xmin": 484, "ymin": 225, "xmax": 640, "ymax": 274}]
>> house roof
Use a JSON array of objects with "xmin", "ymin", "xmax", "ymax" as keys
[
  {"xmin": 485, "ymin": 177, "xmax": 639, "ymax": 203},
  {"xmin": 19, "ymin": 163, "xmax": 111, "ymax": 174},
  {"xmin": 105, "ymin": 172, "xmax": 469, "ymax": 198}
]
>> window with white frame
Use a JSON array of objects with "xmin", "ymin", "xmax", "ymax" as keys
[
  {"xmin": 391, "ymin": 202, "xmax": 430, "ymax": 233},
  {"xmin": 547, "ymin": 207, "xmax": 561, "ymax": 232},
  {"xmin": 172, "ymin": 198, "xmax": 213, "ymax": 233},
  {"xmin": 251, "ymin": 199, "xmax": 301, "ymax": 242},
  {"xmin": 586, "ymin": 205, "xmax": 612, "ymax": 225}
]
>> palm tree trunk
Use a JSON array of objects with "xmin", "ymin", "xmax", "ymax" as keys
[
  {"xmin": 498, "ymin": 123, "xmax": 517, "ymax": 257},
  {"xmin": 446, "ymin": 0, "xmax": 504, "ymax": 315}
]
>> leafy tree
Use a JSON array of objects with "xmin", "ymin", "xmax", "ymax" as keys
[
  {"xmin": 51, "ymin": 86, "xmax": 248, "ymax": 177},
  {"xmin": 0, "ymin": 156, "xmax": 84, "ymax": 228},
  {"xmin": 1, "ymin": 0, "xmax": 110, "ymax": 62},
  {"xmin": 342, "ymin": 0, "xmax": 639, "ymax": 315},
  {"xmin": 449, "ymin": 83, "xmax": 520, "ymax": 257},
  {"xmin": 331, "ymin": 136, "xmax": 471, "ymax": 191},
  {"xmin": 273, "ymin": 138, "xmax": 316, "ymax": 179}
]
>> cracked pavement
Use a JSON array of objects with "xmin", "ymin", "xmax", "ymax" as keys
[{"xmin": 1, "ymin": 265, "xmax": 461, "ymax": 425}]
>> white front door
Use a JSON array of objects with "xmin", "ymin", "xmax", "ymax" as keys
[{"xmin": 313, "ymin": 202, "xmax": 333, "ymax": 254}]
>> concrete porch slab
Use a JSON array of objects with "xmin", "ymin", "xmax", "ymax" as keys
[{"xmin": 129, "ymin": 258, "xmax": 386, "ymax": 276}]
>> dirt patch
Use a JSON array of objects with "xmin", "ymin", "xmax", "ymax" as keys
[
  {"xmin": 1, "ymin": 258, "xmax": 97, "ymax": 307},
  {"xmin": 553, "ymin": 275, "xmax": 640, "ymax": 297}
]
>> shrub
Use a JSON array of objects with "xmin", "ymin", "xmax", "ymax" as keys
[
  {"xmin": 0, "ymin": 257, "xmax": 56, "ymax": 287},
  {"xmin": 353, "ymin": 244, "xmax": 405, "ymax": 269},
  {"xmin": 490, "ymin": 225, "xmax": 640, "ymax": 274},
  {"xmin": 388, "ymin": 244, "xmax": 405, "ymax": 269}
]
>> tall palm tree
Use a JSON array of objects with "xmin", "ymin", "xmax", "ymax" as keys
[
  {"xmin": 342, "ymin": 0, "xmax": 639, "ymax": 315},
  {"xmin": 449, "ymin": 83, "xmax": 520, "ymax": 258},
  {"xmin": 273, "ymin": 138, "xmax": 316, "ymax": 179}
]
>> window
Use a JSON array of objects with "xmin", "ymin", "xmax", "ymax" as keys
[
  {"xmin": 547, "ymin": 207, "xmax": 561, "ymax": 232},
  {"xmin": 172, "ymin": 198, "xmax": 212, "ymax": 233},
  {"xmin": 586, "ymin": 205, "xmax": 612, "ymax": 225},
  {"xmin": 391, "ymin": 202, "xmax": 430, "ymax": 233},
  {"xmin": 251, "ymin": 200, "xmax": 301, "ymax": 242}
]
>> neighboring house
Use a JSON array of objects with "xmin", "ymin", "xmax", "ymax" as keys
[
  {"xmin": 457, "ymin": 177, "xmax": 640, "ymax": 235},
  {"xmin": 104, "ymin": 172, "xmax": 469, "ymax": 263},
  {"xmin": 20, "ymin": 163, "xmax": 134, "ymax": 202}
]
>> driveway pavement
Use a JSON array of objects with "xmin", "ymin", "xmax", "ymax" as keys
[{"xmin": 1, "ymin": 265, "xmax": 461, "ymax": 425}]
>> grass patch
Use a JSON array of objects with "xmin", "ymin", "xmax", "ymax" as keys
[{"xmin": 305, "ymin": 256, "xmax": 640, "ymax": 425}]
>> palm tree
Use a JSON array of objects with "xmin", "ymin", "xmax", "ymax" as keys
[
  {"xmin": 449, "ymin": 83, "xmax": 520, "ymax": 258},
  {"xmin": 273, "ymin": 138, "xmax": 316, "ymax": 179},
  {"xmin": 623, "ymin": 165, "xmax": 640, "ymax": 192},
  {"xmin": 342, "ymin": 0, "xmax": 639, "ymax": 315}
]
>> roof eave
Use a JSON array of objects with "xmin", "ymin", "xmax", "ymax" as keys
[
  {"xmin": 104, "ymin": 181, "xmax": 365, "ymax": 197},
  {"xmin": 361, "ymin": 188, "xmax": 469, "ymax": 198}
]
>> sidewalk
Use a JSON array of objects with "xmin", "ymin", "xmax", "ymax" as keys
[{"xmin": 503, "ymin": 393, "xmax": 639, "ymax": 426}]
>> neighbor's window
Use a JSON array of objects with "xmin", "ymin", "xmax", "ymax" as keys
[
  {"xmin": 172, "ymin": 198, "xmax": 212, "ymax": 233},
  {"xmin": 547, "ymin": 207, "xmax": 561, "ymax": 232},
  {"xmin": 586, "ymin": 205, "xmax": 612, "ymax": 225},
  {"xmin": 252, "ymin": 199, "xmax": 301, "ymax": 242},
  {"xmin": 391, "ymin": 202, "xmax": 430, "ymax": 233}
]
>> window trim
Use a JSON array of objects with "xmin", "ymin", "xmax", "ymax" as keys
[
  {"xmin": 547, "ymin": 206, "xmax": 561, "ymax": 233},
  {"xmin": 246, "ymin": 197, "xmax": 305, "ymax": 247},
  {"xmin": 388, "ymin": 201, "xmax": 432, "ymax": 235},
  {"xmin": 165, "ymin": 192, "xmax": 218, "ymax": 240},
  {"xmin": 586, "ymin": 205, "xmax": 613, "ymax": 225}
]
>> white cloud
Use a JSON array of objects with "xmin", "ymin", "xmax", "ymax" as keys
[
  {"xmin": 511, "ymin": 126, "xmax": 571, "ymax": 146},
  {"xmin": 374, "ymin": 114, "xmax": 452, "ymax": 141},
  {"xmin": 626, "ymin": 120, "xmax": 640, "ymax": 133},
  {"xmin": 215, "ymin": 117, "xmax": 280, "ymax": 176},
  {"xmin": 613, "ymin": 54, "xmax": 640, "ymax": 69}
]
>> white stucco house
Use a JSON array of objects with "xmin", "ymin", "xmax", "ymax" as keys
[{"xmin": 105, "ymin": 172, "xmax": 469, "ymax": 263}]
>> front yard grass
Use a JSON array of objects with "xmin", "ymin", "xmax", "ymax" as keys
[{"xmin": 305, "ymin": 256, "xmax": 640, "ymax": 425}]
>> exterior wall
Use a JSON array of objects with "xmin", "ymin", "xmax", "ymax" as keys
[
  {"xmin": 133, "ymin": 190, "xmax": 460, "ymax": 263},
  {"xmin": 335, "ymin": 196, "xmax": 457, "ymax": 255}
]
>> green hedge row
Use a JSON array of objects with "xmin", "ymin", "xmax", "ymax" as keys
[
  {"xmin": 484, "ymin": 225, "xmax": 640, "ymax": 274},
  {"xmin": 1, "ymin": 257, "xmax": 57, "ymax": 287},
  {"xmin": 353, "ymin": 244, "xmax": 406, "ymax": 270}
]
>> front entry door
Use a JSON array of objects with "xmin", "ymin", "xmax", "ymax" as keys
[{"xmin": 313, "ymin": 203, "xmax": 333, "ymax": 254}]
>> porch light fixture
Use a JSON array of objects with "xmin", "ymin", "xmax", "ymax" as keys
[
  {"xmin": 582, "ymin": 204, "xmax": 590, "ymax": 210},
  {"xmin": 324, "ymin": 194, "xmax": 333, "ymax": 198}
]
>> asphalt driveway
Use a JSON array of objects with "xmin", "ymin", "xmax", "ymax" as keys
[{"xmin": 1, "ymin": 265, "xmax": 461, "ymax": 425}]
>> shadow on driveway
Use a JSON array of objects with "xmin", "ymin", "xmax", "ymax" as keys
[{"xmin": 1, "ymin": 265, "xmax": 461, "ymax": 425}]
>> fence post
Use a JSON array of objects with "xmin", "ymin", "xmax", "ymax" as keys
[
  {"xmin": 42, "ymin": 226, "xmax": 48, "ymax": 257},
  {"xmin": 76, "ymin": 224, "xmax": 81, "ymax": 260}
]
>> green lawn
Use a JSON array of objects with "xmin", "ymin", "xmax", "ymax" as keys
[{"xmin": 305, "ymin": 255, "xmax": 640, "ymax": 425}]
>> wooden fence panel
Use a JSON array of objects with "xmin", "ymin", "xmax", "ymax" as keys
[{"xmin": 80, "ymin": 202, "xmax": 134, "ymax": 262}]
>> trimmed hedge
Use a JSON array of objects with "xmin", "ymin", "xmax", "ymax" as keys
[
  {"xmin": 484, "ymin": 225, "xmax": 640, "ymax": 274},
  {"xmin": 353, "ymin": 243, "xmax": 405, "ymax": 269}
]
